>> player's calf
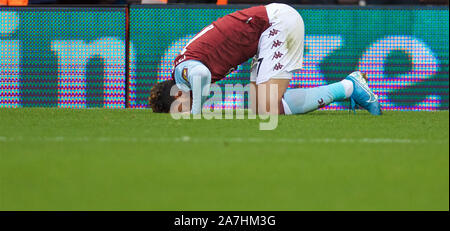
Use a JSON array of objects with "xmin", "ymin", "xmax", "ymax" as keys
[{"xmin": 281, "ymin": 71, "xmax": 381, "ymax": 115}]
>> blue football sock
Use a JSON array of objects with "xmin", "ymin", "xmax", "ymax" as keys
[{"xmin": 282, "ymin": 81, "xmax": 348, "ymax": 115}]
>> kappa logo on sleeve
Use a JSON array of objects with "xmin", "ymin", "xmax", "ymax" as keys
[{"xmin": 182, "ymin": 67, "xmax": 188, "ymax": 82}]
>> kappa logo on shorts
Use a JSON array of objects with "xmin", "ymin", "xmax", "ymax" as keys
[
  {"xmin": 272, "ymin": 51, "xmax": 283, "ymax": 60},
  {"xmin": 273, "ymin": 63, "xmax": 283, "ymax": 71},
  {"xmin": 268, "ymin": 29, "xmax": 280, "ymax": 38},
  {"xmin": 271, "ymin": 40, "xmax": 283, "ymax": 49},
  {"xmin": 182, "ymin": 68, "xmax": 188, "ymax": 82}
]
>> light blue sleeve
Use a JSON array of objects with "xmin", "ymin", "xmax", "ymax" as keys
[
  {"xmin": 188, "ymin": 64, "xmax": 211, "ymax": 114},
  {"xmin": 173, "ymin": 60, "xmax": 211, "ymax": 114}
]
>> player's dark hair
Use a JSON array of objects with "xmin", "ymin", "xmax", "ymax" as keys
[{"xmin": 148, "ymin": 80, "xmax": 177, "ymax": 113}]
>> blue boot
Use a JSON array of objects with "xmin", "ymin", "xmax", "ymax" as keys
[{"xmin": 346, "ymin": 71, "xmax": 382, "ymax": 115}]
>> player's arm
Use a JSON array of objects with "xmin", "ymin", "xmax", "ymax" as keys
[{"xmin": 188, "ymin": 64, "xmax": 212, "ymax": 114}]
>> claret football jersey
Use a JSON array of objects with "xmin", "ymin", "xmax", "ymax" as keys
[{"xmin": 173, "ymin": 5, "xmax": 270, "ymax": 82}]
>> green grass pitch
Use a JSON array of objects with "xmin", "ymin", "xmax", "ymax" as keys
[{"xmin": 0, "ymin": 108, "xmax": 448, "ymax": 211}]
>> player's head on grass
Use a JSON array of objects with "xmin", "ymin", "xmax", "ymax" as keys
[
  {"xmin": 148, "ymin": 80, "xmax": 176, "ymax": 113},
  {"xmin": 148, "ymin": 80, "xmax": 191, "ymax": 113}
]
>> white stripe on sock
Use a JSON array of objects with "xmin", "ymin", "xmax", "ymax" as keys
[{"xmin": 282, "ymin": 98, "xmax": 292, "ymax": 115}]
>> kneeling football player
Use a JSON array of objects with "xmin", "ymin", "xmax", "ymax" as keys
[{"xmin": 149, "ymin": 3, "xmax": 381, "ymax": 116}]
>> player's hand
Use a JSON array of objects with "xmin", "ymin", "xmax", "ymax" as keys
[{"xmin": 250, "ymin": 55, "xmax": 258, "ymax": 70}]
